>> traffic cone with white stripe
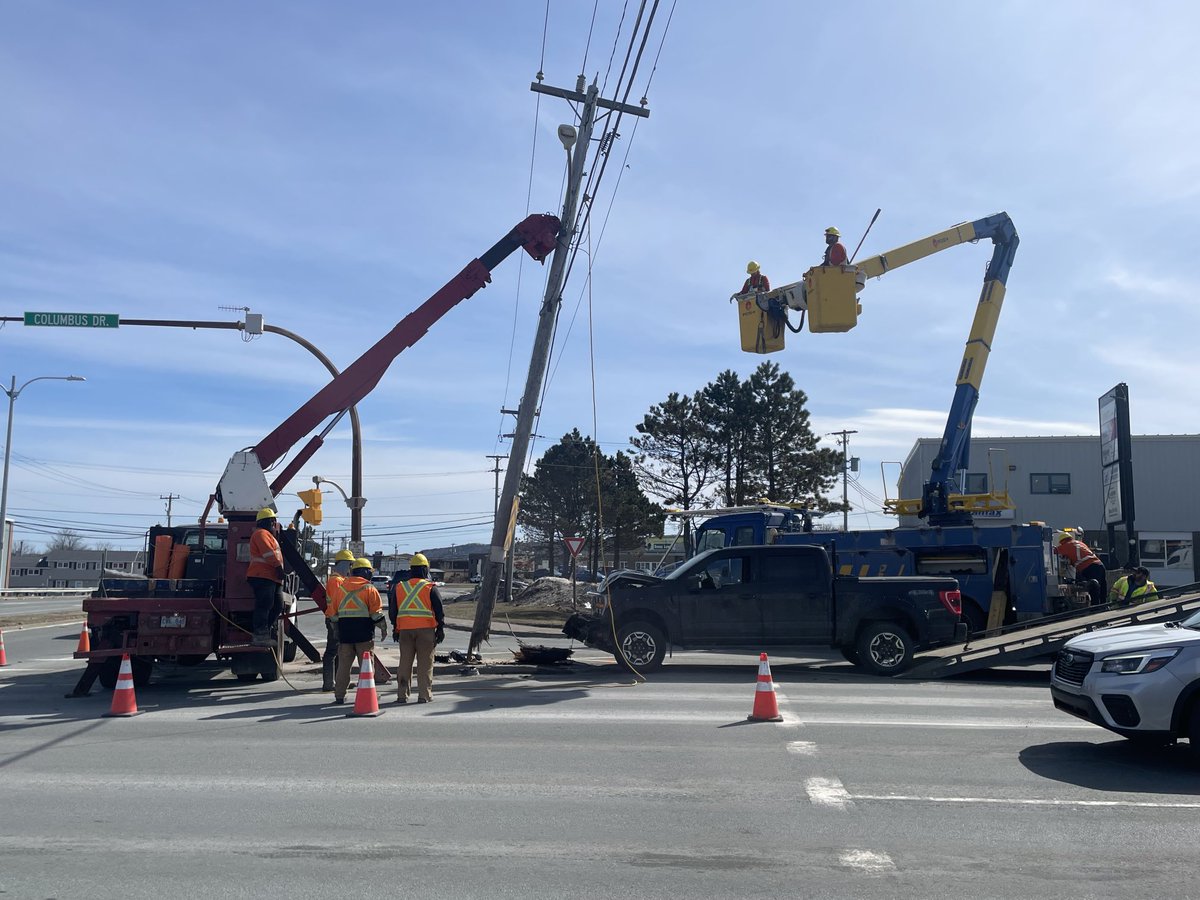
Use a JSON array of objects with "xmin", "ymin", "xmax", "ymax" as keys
[
  {"xmin": 348, "ymin": 651, "xmax": 380, "ymax": 717},
  {"xmin": 747, "ymin": 652, "xmax": 783, "ymax": 722},
  {"xmin": 0, "ymin": 628, "xmax": 7, "ymax": 667},
  {"xmin": 76, "ymin": 624, "xmax": 91, "ymax": 654},
  {"xmin": 105, "ymin": 654, "xmax": 139, "ymax": 717}
]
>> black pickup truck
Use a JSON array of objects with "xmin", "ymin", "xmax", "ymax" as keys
[{"xmin": 562, "ymin": 544, "xmax": 966, "ymax": 675}]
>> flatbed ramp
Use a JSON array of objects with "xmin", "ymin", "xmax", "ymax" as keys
[{"xmin": 904, "ymin": 586, "xmax": 1200, "ymax": 678}]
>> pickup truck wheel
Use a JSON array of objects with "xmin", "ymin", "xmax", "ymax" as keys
[
  {"xmin": 1187, "ymin": 702, "xmax": 1200, "ymax": 748},
  {"xmin": 130, "ymin": 657, "xmax": 154, "ymax": 687},
  {"xmin": 856, "ymin": 621, "xmax": 914, "ymax": 676},
  {"xmin": 616, "ymin": 621, "xmax": 667, "ymax": 670},
  {"xmin": 840, "ymin": 647, "xmax": 861, "ymax": 667}
]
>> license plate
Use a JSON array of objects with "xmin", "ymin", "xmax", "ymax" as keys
[{"xmin": 160, "ymin": 615, "xmax": 187, "ymax": 628}]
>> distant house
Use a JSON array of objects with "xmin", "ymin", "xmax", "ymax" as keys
[{"xmin": 7, "ymin": 550, "xmax": 144, "ymax": 590}]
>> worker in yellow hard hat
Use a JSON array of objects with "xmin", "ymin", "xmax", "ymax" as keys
[
  {"xmin": 741, "ymin": 260, "xmax": 770, "ymax": 295},
  {"xmin": 822, "ymin": 226, "xmax": 848, "ymax": 267},
  {"xmin": 326, "ymin": 556, "xmax": 387, "ymax": 705},
  {"xmin": 1054, "ymin": 531, "xmax": 1108, "ymax": 607},
  {"xmin": 247, "ymin": 508, "xmax": 285, "ymax": 646},
  {"xmin": 389, "ymin": 551, "xmax": 446, "ymax": 704},
  {"xmin": 320, "ymin": 548, "xmax": 358, "ymax": 691}
]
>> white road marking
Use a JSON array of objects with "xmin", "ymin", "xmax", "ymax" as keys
[
  {"xmin": 786, "ymin": 740, "xmax": 818, "ymax": 756},
  {"xmin": 839, "ymin": 849, "xmax": 896, "ymax": 875},
  {"xmin": 805, "ymin": 776, "xmax": 851, "ymax": 810},
  {"xmin": 0, "ymin": 619, "xmax": 84, "ymax": 632},
  {"xmin": 792, "ymin": 715, "xmax": 1092, "ymax": 729},
  {"xmin": 771, "ymin": 686, "xmax": 803, "ymax": 727},
  {"xmin": 852, "ymin": 793, "xmax": 1200, "ymax": 809}
]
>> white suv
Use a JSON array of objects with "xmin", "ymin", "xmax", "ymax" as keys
[{"xmin": 1051, "ymin": 609, "xmax": 1200, "ymax": 746}]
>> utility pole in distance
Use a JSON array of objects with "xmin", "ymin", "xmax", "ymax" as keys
[
  {"xmin": 469, "ymin": 75, "xmax": 649, "ymax": 656},
  {"xmin": 486, "ymin": 455, "xmax": 508, "ymax": 514},
  {"xmin": 828, "ymin": 430, "xmax": 858, "ymax": 531},
  {"xmin": 160, "ymin": 493, "xmax": 180, "ymax": 527}
]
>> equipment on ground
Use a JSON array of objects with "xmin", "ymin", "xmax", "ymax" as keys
[{"xmin": 69, "ymin": 214, "xmax": 559, "ymax": 696}]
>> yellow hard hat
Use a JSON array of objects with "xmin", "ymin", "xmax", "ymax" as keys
[
  {"xmin": 255, "ymin": 507, "xmax": 277, "ymax": 521},
  {"xmin": 825, "ymin": 226, "xmax": 840, "ymax": 237},
  {"xmin": 333, "ymin": 549, "xmax": 355, "ymax": 562},
  {"xmin": 410, "ymin": 552, "xmax": 430, "ymax": 568},
  {"xmin": 746, "ymin": 260, "xmax": 760, "ymax": 275},
  {"xmin": 353, "ymin": 557, "xmax": 373, "ymax": 571},
  {"xmin": 1056, "ymin": 531, "xmax": 1073, "ymax": 544}
]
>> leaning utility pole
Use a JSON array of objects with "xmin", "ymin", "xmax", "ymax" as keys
[
  {"xmin": 828, "ymin": 429, "xmax": 858, "ymax": 531},
  {"xmin": 469, "ymin": 75, "xmax": 649, "ymax": 655}
]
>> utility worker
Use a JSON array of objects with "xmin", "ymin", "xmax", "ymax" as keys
[
  {"xmin": 320, "ymin": 548, "xmax": 356, "ymax": 691},
  {"xmin": 1054, "ymin": 531, "xmax": 1108, "ymax": 607},
  {"xmin": 247, "ymin": 508, "xmax": 285, "ymax": 646},
  {"xmin": 741, "ymin": 261, "xmax": 770, "ymax": 295},
  {"xmin": 327, "ymin": 557, "xmax": 387, "ymax": 705},
  {"xmin": 390, "ymin": 552, "xmax": 445, "ymax": 704},
  {"xmin": 822, "ymin": 227, "xmax": 848, "ymax": 266},
  {"xmin": 1108, "ymin": 566, "xmax": 1158, "ymax": 606}
]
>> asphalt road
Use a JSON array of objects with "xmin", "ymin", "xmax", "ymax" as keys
[{"xmin": 2, "ymin": 620, "xmax": 1198, "ymax": 899}]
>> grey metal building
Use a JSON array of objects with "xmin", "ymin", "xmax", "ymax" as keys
[{"xmin": 896, "ymin": 434, "xmax": 1200, "ymax": 586}]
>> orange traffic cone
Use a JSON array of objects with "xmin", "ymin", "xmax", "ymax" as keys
[
  {"xmin": 76, "ymin": 624, "xmax": 91, "ymax": 654},
  {"xmin": 0, "ymin": 628, "xmax": 7, "ymax": 667},
  {"xmin": 348, "ymin": 651, "xmax": 380, "ymax": 717},
  {"xmin": 747, "ymin": 652, "xmax": 783, "ymax": 722},
  {"xmin": 104, "ymin": 654, "xmax": 139, "ymax": 717}
]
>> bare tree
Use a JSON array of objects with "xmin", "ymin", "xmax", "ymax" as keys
[{"xmin": 48, "ymin": 529, "xmax": 87, "ymax": 551}]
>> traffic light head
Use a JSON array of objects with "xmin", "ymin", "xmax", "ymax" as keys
[{"xmin": 297, "ymin": 489, "xmax": 323, "ymax": 525}]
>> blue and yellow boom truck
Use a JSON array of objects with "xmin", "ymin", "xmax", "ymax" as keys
[
  {"xmin": 702, "ymin": 213, "xmax": 1075, "ymax": 634},
  {"xmin": 67, "ymin": 214, "xmax": 559, "ymax": 696}
]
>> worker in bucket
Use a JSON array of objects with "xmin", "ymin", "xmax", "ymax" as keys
[
  {"xmin": 1054, "ymin": 531, "xmax": 1108, "ymax": 607},
  {"xmin": 741, "ymin": 260, "xmax": 770, "ymax": 295},
  {"xmin": 326, "ymin": 557, "xmax": 387, "ymax": 705},
  {"xmin": 822, "ymin": 227, "xmax": 848, "ymax": 267},
  {"xmin": 1108, "ymin": 566, "xmax": 1158, "ymax": 606},
  {"xmin": 320, "ymin": 548, "xmax": 357, "ymax": 691},
  {"xmin": 247, "ymin": 508, "xmax": 286, "ymax": 646},
  {"xmin": 389, "ymin": 552, "xmax": 445, "ymax": 704}
]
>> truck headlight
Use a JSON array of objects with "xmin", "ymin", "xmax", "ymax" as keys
[{"xmin": 1100, "ymin": 648, "xmax": 1180, "ymax": 675}]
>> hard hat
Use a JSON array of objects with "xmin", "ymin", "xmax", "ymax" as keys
[
  {"xmin": 825, "ymin": 226, "xmax": 840, "ymax": 237},
  {"xmin": 333, "ymin": 549, "xmax": 355, "ymax": 562},
  {"xmin": 746, "ymin": 260, "xmax": 760, "ymax": 274},
  {"xmin": 1056, "ymin": 532, "xmax": 1073, "ymax": 544},
  {"xmin": 255, "ymin": 507, "xmax": 277, "ymax": 521},
  {"xmin": 353, "ymin": 557, "xmax": 372, "ymax": 571},
  {"xmin": 410, "ymin": 552, "xmax": 430, "ymax": 568}
]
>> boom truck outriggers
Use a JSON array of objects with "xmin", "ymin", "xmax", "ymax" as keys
[
  {"xmin": 712, "ymin": 213, "xmax": 1078, "ymax": 632},
  {"xmin": 69, "ymin": 214, "xmax": 559, "ymax": 695}
]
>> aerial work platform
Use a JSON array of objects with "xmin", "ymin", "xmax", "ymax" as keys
[{"xmin": 904, "ymin": 584, "xmax": 1200, "ymax": 678}]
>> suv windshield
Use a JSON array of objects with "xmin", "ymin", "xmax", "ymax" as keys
[{"xmin": 1181, "ymin": 610, "xmax": 1200, "ymax": 629}]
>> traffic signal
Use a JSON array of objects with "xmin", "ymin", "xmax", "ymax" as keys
[{"xmin": 297, "ymin": 489, "xmax": 323, "ymax": 525}]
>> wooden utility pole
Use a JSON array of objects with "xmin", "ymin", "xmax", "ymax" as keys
[
  {"xmin": 828, "ymin": 430, "xmax": 858, "ymax": 531},
  {"xmin": 160, "ymin": 493, "xmax": 180, "ymax": 527},
  {"xmin": 469, "ymin": 75, "xmax": 649, "ymax": 655}
]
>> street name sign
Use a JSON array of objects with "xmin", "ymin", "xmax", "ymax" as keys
[{"xmin": 24, "ymin": 312, "xmax": 119, "ymax": 328}]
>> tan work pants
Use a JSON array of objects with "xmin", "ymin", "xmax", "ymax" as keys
[
  {"xmin": 334, "ymin": 640, "xmax": 375, "ymax": 702},
  {"xmin": 397, "ymin": 628, "xmax": 436, "ymax": 702}
]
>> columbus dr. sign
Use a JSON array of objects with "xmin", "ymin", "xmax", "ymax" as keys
[{"xmin": 24, "ymin": 312, "xmax": 119, "ymax": 328}]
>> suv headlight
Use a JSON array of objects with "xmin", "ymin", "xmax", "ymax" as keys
[{"xmin": 1099, "ymin": 648, "xmax": 1180, "ymax": 675}]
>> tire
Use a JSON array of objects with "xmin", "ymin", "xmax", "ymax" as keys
[
  {"xmin": 615, "ymin": 620, "xmax": 667, "ymax": 670},
  {"xmin": 961, "ymin": 600, "xmax": 987, "ymax": 635},
  {"xmin": 236, "ymin": 673, "xmax": 259, "ymax": 683},
  {"xmin": 97, "ymin": 657, "xmax": 121, "ymax": 690},
  {"xmin": 840, "ymin": 646, "xmax": 861, "ymax": 666},
  {"xmin": 130, "ymin": 657, "xmax": 153, "ymax": 687},
  {"xmin": 855, "ymin": 621, "xmax": 915, "ymax": 676},
  {"xmin": 282, "ymin": 641, "xmax": 297, "ymax": 664},
  {"xmin": 1187, "ymin": 702, "xmax": 1200, "ymax": 749}
]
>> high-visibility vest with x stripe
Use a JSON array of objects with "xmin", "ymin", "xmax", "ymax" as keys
[
  {"xmin": 394, "ymin": 578, "xmax": 436, "ymax": 630},
  {"xmin": 330, "ymin": 584, "xmax": 371, "ymax": 621}
]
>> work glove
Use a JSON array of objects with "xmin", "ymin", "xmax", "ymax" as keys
[
  {"xmin": 392, "ymin": 631, "xmax": 400, "ymax": 644},
  {"xmin": 435, "ymin": 625, "xmax": 445, "ymax": 645}
]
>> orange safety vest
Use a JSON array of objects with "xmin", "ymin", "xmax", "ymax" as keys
[
  {"xmin": 393, "ymin": 578, "xmax": 436, "ymax": 630},
  {"xmin": 323, "ymin": 574, "xmax": 345, "ymax": 618},
  {"xmin": 247, "ymin": 528, "xmax": 284, "ymax": 582},
  {"xmin": 1056, "ymin": 540, "xmax": 1099, "ymax": 572},
  {"xmin": 741, "ymin": 272, "xmax": 770, "ymax": 294},
  {"xmin": 328, "ymin": 577, "xmax": 381, "ymax": 621}
]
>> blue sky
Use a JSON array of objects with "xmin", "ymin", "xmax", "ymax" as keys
[{"xmin": 2, "ymin": 1, "xmax": 1197, "ymax": 552}]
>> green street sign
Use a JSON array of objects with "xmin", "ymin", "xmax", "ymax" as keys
[{"xmin": 24, "ymin": 312, "xmax": 119, "ymax": 328}]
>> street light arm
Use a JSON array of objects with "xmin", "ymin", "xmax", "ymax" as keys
[{"xmin": 7, "ymin": 374, "xmax": 85, "ymax": 400}]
